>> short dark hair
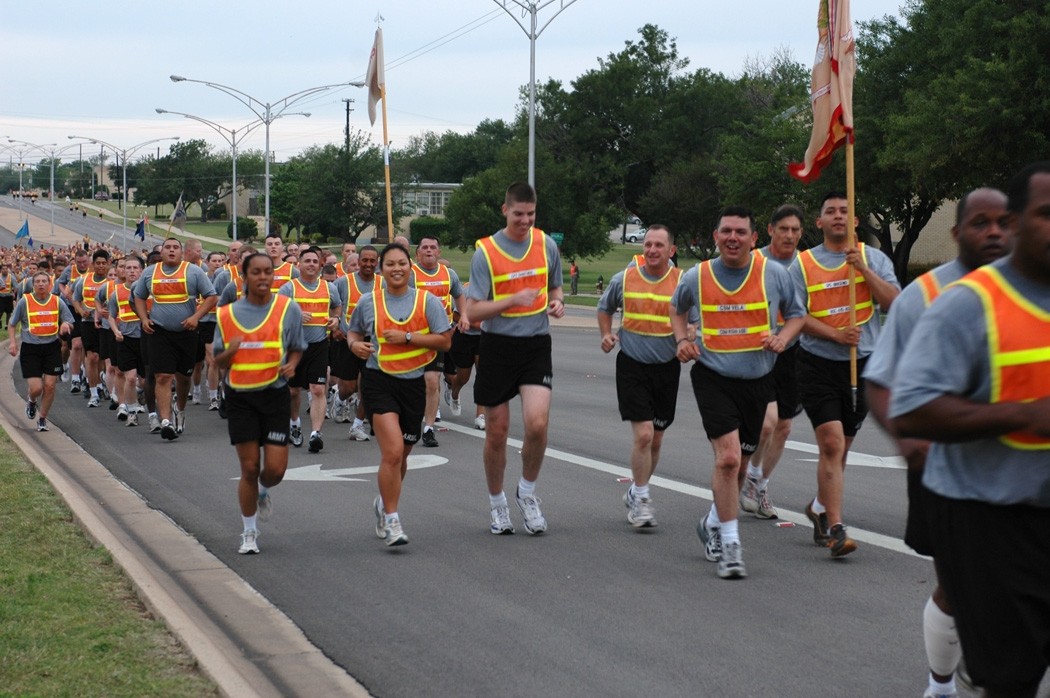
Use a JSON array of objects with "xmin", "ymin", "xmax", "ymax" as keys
[
  {"xmin": 265, "ymin": 232, "xmax": 283, "ymax": 242},
  {"xmin": 124, "ymin": 255, "xmax": 144, "ymax": 269},
  {"xmin": 380, "ymin": 243, "xmax": 410, "ymax": 266},
  {"xmin": 321, "ymin": 263, "xmax": 337, "ymax": 275},
  {"xmin": 163, "ymin": 237, "xmax": 182, "ymax": 247},
  {"xmin": 1006, "ymin": 161, "xmax": 1050, "ymax": 215},
  {"xmin": 644, "ymin": 224, "xmax": 674, "ymax": 244},
  {"xmin": 92, "ymin": 249, "xmax": 111, "ymax": 262},
  {"xmin": 505, "ymin": 181, "xmax": 537, "ymax": 206},
  {"xmin": 359, "ymin": 245, "xmax": 378, "ymax": 257},
  {"xmin": 241, "ymin": 252, "xmax": 273, "ymax": 277},
  {"xmin": 718, "ymin": 206, "xmax": 755, "ymax": 231},
  {"xmin": 417, "ymin": 235, "xmax": 440, "ymax": 248},
  {"xmin": 820, "ymin": 192, "xmax": 848, "ymax": 210},
  {"xmin": 146, "ymin": 251, "xmax": 162, "ymax": 266},
  {"xmin": 770, "ymin": 204, "xmax": 804, "ymax": 227}
]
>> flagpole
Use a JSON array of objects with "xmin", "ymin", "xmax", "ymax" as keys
[
  {"xmin": 381, "ymin": 86, "xmax": 394, "ymax": 243},
  {"xmin": 846, "ymin": 140, "xmax": 858, "ymax": 409}
]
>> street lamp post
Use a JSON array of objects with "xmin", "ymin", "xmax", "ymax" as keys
[
  {"xmin": 67, "ymin": 136, "xmax": 180, "ymax": 251},
  {"xmin": 10, "ymin": 140, "xmax": 84, "ymax": 237},
  {"xmin": 4, "ymin": 140, "xmax": 55, "ymax": 222},
  {"xmin": 155, "ymin": 108, "xmax": 304, "ymax": 241},
  {"xmin": 493, "ymin": 0, "xmax": 580, "ymax": 188},
  {"xmin": 170, "ymin": 75, "xmax": 364, "ymax": 237}
]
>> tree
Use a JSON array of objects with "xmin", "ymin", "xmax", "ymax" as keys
[
  {"xmin": 136, "ymin": 140, "xmax": 225, "ymax": 221},
  {"xmin": 396, "ymin": 119, "xmax": 515, "ymax": 183}
]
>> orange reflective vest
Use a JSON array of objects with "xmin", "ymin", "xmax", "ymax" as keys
[
  {"xmin": 217, "ymin": 295, "xmax": 294, "ymax": 390},
  {"xmin": 271, "ymin": 261, "xmax": 294, "ymax": 294},
  {"xmin": 151, "ymin": 262, "xmax": 190, "ymax": 304},
  {"xmin": 0, "ymin": 272, "xmax": 14, "ymax": 295},
  {"xmin": 915, "ymin": 270, "xmax": 944, "ymax": 308},
  {"xmin": 345, "ymin": 274, "xmax": 380, "ymax": 323},
  {"xmin": 80, "ymin": 273, "xmax": 107, "ymax": 314},
  {"xmin": 412, "ymin": 263, "xmax": 453, "ymax": 321},
  {"xmin": 621, "ymin": 264, "xmax": 680, "ymax": 337},
  {"xmin": 374, "ymin": 288, "xmax": 436, "ymax": 374},
  {"xmin": 25, "ymin": 294, "xmax": 61, "ymax": 337},
  {"xmin": 114, "ymin": 283, "xmax": 139, "ymax": 323},
  {"xmin": 797, "ymin": 244, "xmax": 874, "ymax": 328},
  {"xmin": 476, "ymin": 228, "xmax": 549, "ymax": 317},
  {"xmin": 69, "ymin": 264, "xmax": 85, "ymax": 284},
  {"xmin": 289, "ymin": 278, "xmax": 331, "ymax": 327},
  {"xmin": 957, "ymin": 266, "xmax": 1050, "ymax": 450},
  {"xmin": 699, "ymin": 255, "xmax": 772, "ymax": 352}
]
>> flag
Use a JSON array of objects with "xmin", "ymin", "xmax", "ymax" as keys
[
  {"xmin": 135, "ymin": 218, "xmax": 145, "ymax": 241},
  {"xmin": 15, "ymin": 220, "xmax": 29, "ymax": 240},
  {"xmin": 169, "ymin": 193, "xmax": 187, "ymax": 232},
  {"xmin": 365, "ymin": 28, "xmax": 385, "ymax": 126},
  {"xmin": 788, "ymin": 0, "xmax": 856, "ymax": 183},
  {"xmin": 28, "ymin": 236, "xmax": 34, "ymax": 248}
]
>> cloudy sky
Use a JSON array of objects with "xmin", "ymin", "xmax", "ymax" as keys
[{"xmin": 2, "ymin": 0, "xmax": 904, "ymax": 163}]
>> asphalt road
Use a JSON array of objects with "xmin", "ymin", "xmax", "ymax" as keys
[{"xmin": 11, "ymin": 318, "xmax": 958, "ymax": 697}]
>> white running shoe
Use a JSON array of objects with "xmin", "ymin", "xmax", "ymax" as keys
[
  {"xmin": 117, "ymin": 404, "xmax": 129, "ymax": 421},
  {"xmin": 257, "ymin": 492, "xmax": 273, "ymax": 522},
  {"xmin": 740, "ymin": 476, "xmax": 760, "ymax": 514},
  {"xmin": 126, "ymin": 412, "xmax": 138, "ymax": 427},
  {"xmin": 348, "ymin": 424, "xmax": 370, "ymax": 441},
  {"xmin": 697, "ymin": 513, "xmax": 722, "ymax": 562},
  {"xmin": 238, "ymin": 529, "xmax": 259, "ymax": 554},
  {"xmin": 384, "ymin": 519, "xmax": 408, "ymax": 546},
  {"xmin": 516, "ymin": 491, "xmax": 547, "ymax": 535},
  {"xmin": 208, "ymin": 397, "xmax": 220, "ymax": 411},
  {"xmin": 450, "ymin": 397, "xmax": 462, "ymax": 417},
  {"xmin": 474, "ymin": 414, "xmax": 486, "ymax": 431},
  {"xmin": 374, "ymin": 496, "xmax": 387, "ymax": 539},
  {"xmin": 624, "ymin": 490, "xmax": 657, "ymax": 528},
  {"xmin": 191, "ymin": 386, "xmax": 201, "ymax": 405},
  {"xmin": 755, "ymin": 490, "xmax": 778, "ymax": 520},
  {"xmin": 489, "ymin": 504, "xmax": 515, "ymax": 535},
  {"xmin": 718, "ymin": 541, "xmax": 748, "ymax": 579}
]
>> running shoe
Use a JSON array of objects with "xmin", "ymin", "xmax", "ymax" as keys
[
  {"xmin": 257, "ymin": 492, "xmax": 273, "ymax": 523},
  {"xmin": 755, "ymin": 490, "xmax": 778, "ymax": 520},
  {"xmin": 238, "ymin": 529, "xmax": 259, "ymax": 554},
  {"xmin": 25, "ymin": 399, "xmax": 37, "ymax": 419},
  {"xmin": 149, "ymin": 414, "xmax": 161, "ymax": 433},
  {"xmin": 442, "ymin": 382, "xmax": 452, "ymax": 408},
  {"xmin": 174, "ymin": 409, "xmax": 186, "ymax": 434},
  {"xmin": 516, "ymin": 491, "xmax": 547, "ymax": 534},
  {"xmin": 208, "ymin": 397, "xmax": 220, "ymax": 411},
  {"xmin": 384, "ymin": 519, "xmax": 408, "ymax": 547},
  {"xmin": 191, "ymin": 386, "xmax": 201, "ymax": 405},
  {"xmin": 421, "ymin": 430, "xmax": 439, "ymax": 448},
  {"xmin": 805, "ymin": 501, "xmax": 830, "ymax": 546},
  {"xmin": 348, "ymin": 424, "xmax": 370, "ymax": 441},
  {"xmin": 435, "ymin": 408, "xmax": 442, "ymax": 423},
  {"xmin": 290, "ymin": 424, "xmax": 303, "ymax": 447},
  {"xmin": 624, "ymin": 490, "xmax": 657, "ymax": 528},
  {"xmin": 37, "ymin": 418, "xmax": 49, "ymax": 432},
  {"xmin": 109, "ymin": 395, "xmax": 119, "ymax": 410},
  {"xmin": 308, "ymin": 431, "xmax": 323, "ymax": 453},
  {"xmin": 489, "ymin": 504, "xmax": 515, "ymax": 535},
  {"xmin": 740, "ymin": 476, "xmax": 760, "ymax": 514},
  {"xmin": 70, "ymin": 379, "xmax": 81, "ymax": 394},
  {"xmin": 374, "ymin": 496, "xmax": 387, "ymax": 539},
  {"xmin": 697, "ymin": 513, "xmax": 722, "ymax": 562},
  {"xmin": 718, "ymin": 541, "xmax": 748, "ymax": 579},
  {"xmin": 449, "ymin": 397, "xmax": 462, "ymax": 417},
  {"xmin": 474, "ymin": 414, "xmax": 486, "ymax": 431},
  {"xmin": 828, "ymin": 523, "xmax": 858, "ymax": 558},
  {"xmin": 160, "ymin": 419, "xmax": 177, "ymax": 441},
  {"xmin": 922, "ymin": 689, "xmax": 959, "ymax": 698},
  {"xmin": 87, "ymin": 395, "xmax": 100, "ymax": 408},
  {"xmin": 126, "ymin": 412, "xmax": 138, "ymax": 427},
  {"xmin": 117, "ymin": 404, "xmax": 128, "ymax": 421}
]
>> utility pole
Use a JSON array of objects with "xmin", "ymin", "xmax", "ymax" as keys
[{"xmin": 342, "ymin": 98, "xmax": 355, "ymax": 152}]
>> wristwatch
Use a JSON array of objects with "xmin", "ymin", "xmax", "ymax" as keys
[{"xmin": 405, "ymin": 332, "xmax": 412, "ymax": 344}]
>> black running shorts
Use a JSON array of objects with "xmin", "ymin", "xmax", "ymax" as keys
[
  {"xmin": 148, "ymin": 326, "xmax": 198, "ymax": 376},
  {"xmin": 797, "ymin": 349, "xmax": 869, "ymax": 437},
  {"xmin": 289, "ymin": 339, "xmax": 330, "ymax": 389},
  {"xmin": 225, "ymin": 384, "xmax": 291, "ymax": 446},
  {"xmin": 689, "ymin": 362, "xmax": 773, "ymax": 454},
  {"xmin": 474, "ymin": 332, "xmax": 552, "ymax": 407},
  {"xmin": 361, "ymin": 367, "xmax": 425, "ymax": 445},
  {"xmin": 19, "ymin": 340, "xmax": 63, "ymax": 379},
  {"xmin": 615, "ymin": 352, "xmax": 680, "ymax": 430}
]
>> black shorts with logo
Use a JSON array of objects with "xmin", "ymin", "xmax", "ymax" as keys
[
  {"xmin": 474, "ymin": 332, "xmax": 552, "ymax": 407},
  {"xmin": 615, "ymin": 352, "xmax": 680, "ymax": 430},
  {"xmin": 80, "ymin": 317, "xmax": 100, "ymax": 352},
  {"xmin": 98, "ymin": 326, "xmax": 115, "ymax": 362},
  {"xmin": 690, "ymin": 362, "xmax": 773, "ymax": 454},
  {"xmin": 19, "ymin": 340, "xmax": 63, "ymax": 379},
  {"xmin": 329, "ymin": 337, "xmax": 365, "ymax": 381},
  {"xmin": 195, "ymin": 321, "xmax": 217, "ymax": 363},
  {"xmin": 289, "ymin": 339, "xmax": 330, "ymax": 389},
  {"xmin": 772, "ymin": 342, "xmax": 803, "ymax": 419},
  {"xmin": 448, "ymin": 330, "xmax": 481, "ymax": 370},
  {"xmin": 225, "ymin": 384, "xmax": 291, "ymax": 446},
  {"xmin": 362, "ymin": 367, "xmax": 425, "ymax": 445},
  {"xmin": 115, "ymin": 336, "xmax": 144, "ymax": 374},
  {"xmin": 148, "ymin": 325, "xmax": 198, "ymax": 376},
  {"xmin": 798, "ymin": 349, "xmax": 870, "ymax": 437}
]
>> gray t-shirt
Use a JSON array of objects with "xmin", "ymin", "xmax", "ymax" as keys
[
  {"xmin": 864, "ymin": 259, "xmax": 968, "ymax": 388},
  {"xmin": 213, "ymin": 296, "xmax": 307, "ymax": 391},
  {"xmin": 672, "ymin": 257, "xmax": 805, "ymax": 379},
  {"xmin": 467, "ymin": 229, "xmax": 563, "ymax": 337},
  {"xmin": 788, "ymin": 243, "xmax": 900, "ymax": 360},
  {"xmin": 9, "ymin": 294, "xmax": 74, "ymax": 345},
  {"xmin": 107, "ymin": 285, "xmax": 142, "ymax": 339},
  {"xmin": 133, "ymin": 262, "xmax": 217, "ymax": 331},
  {"xmin": 278, "ymin": 278, "xmax": 341, "ymax": 344},
  {"xmin": 598, "ymin": 266, "xmax": 694, "ymax": 365},
  {"xmin": 889, "ymin": 258, "xmax": 1050, "ymax": 506},
  {"xmin": 348, "ymin": 288, "xmax": 452, "ymax": 379}
]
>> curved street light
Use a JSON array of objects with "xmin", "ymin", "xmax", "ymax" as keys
[
  {"xmin": 170, "ymin": 74, "xmax": 364, "ymax": 236},
  {"xmin": 67, "ymin": 136, "xmax": 180, "ymax": 250},
  {"xmin": 155, "ymin": 108, "xmax": 307, "ymax": 241},
  {"xmin": 9, "ymin": 139, "xmax": 84, "ymax": 236},
  {"xmin": 5, "ymin": 140, "xmax": 56, "ymax": 223}
]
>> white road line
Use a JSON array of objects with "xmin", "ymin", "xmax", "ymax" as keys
[{"xmin": 443, "ymin": 422, "xmax": 921, "ymax": 558}]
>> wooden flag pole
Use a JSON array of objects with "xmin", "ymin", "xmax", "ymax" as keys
[
  {"xmin": 380, "ymin": 84, "xmax": 394, "ymax": 244},
  {"xmin": 845, "ymin": 139, "xmax": 858, "ymax": 409}
]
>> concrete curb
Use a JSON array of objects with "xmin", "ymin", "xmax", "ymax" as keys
[{"xmin": 0, "ymin": 354, "xmax": 370, "ymax": 698}]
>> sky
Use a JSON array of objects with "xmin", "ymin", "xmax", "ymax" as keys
[{"xmin": 2, "ymin": 0, "xmax": 905, "ymax": 165}]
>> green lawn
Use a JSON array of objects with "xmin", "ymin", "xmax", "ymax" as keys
[{"xmin": 0, "ymin": 429, "xmax": 219, "ymax": 696}]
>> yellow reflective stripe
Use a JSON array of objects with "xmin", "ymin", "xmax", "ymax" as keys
[
  {"xmin": 810, "ymin": 300, "xmax": 873, "ymax": 317},
  {"xmin": 622, "ymin": 311, "xmax": 671, "ymax": 324},
  {"xmin": 701, "ymin": 325, "xmax": 768, "ymax": 336},
  {"xmin": 805, "ymin": 275, "xmax": 863, "ymax": 294},
  {"xmin": 700, "ymin": 301, "xmax": 768, "ymax": 312},
  {"xmin": 491, "ymin": 267, "xmax": 545, "ymax": 284},
  {"xmin": 995, "ymin": 347, "xmax": 1050, "ymax": 367},
  {"xmin": 237, "ymin": 360, "xmax": 282, "ymax": 371},
  {"xmin": 622, "ymin": 292, "xmax": 673, "ymax": 302}
]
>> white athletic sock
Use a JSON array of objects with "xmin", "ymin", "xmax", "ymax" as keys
[
  {"xmin": 489, "ymin": 492, "xmax": 507, "ymax": 508},
  {"xmin": 810, "ymin": 497, "xmax": 826, "ymax": 514},
  {"xmin": 290, "ymin": 418, "xmax": 301, "ymax": 427},
  {"xmin": 517, "ymin": 477, "xmax": 536, "ymax": 498},
  {"xmin": 259, "ymin": 484, "xmax": 269, "ymax": 497},
  {"xmin": 242, "ymin": 514, "xmax": 257, "ymax": 531},
  {"xmin": 385, "ymin": 513, "xmax": 399, "ymax": 525},
  {"xmin": 423, "ymin": 425, "xmax": 433, "ymax": 434},
  {"xmin": 720, "ymin": 518, "xmax": 740, "ymax": 544},
  {"xmin": 633, "ymin": 484, "xmax": 650, "ymax": 499},
  {"xmin": 352, "ymin": 417, "xmax": 363, "ymax": 429},
  {"xmin": 209, "ymin": 389, "xmax": 218, "ymax": 399},
  {"xmin": 758, "ymin": 477, "xmax": 770, "ymax": 491},
  {"xmin": 746, "ymin": 464, "xmax": 762, "ymax": 481},
  {"xmin": 707, "ymin": 504, "xmax": 721, "ymax": 528},
  {"xmin": 928, "ymin": 677, "xmax": 956, "ymax": 696},
  {"xmin": 924, "ymin": 596, "xmax": 962, "ymax": 679}
]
